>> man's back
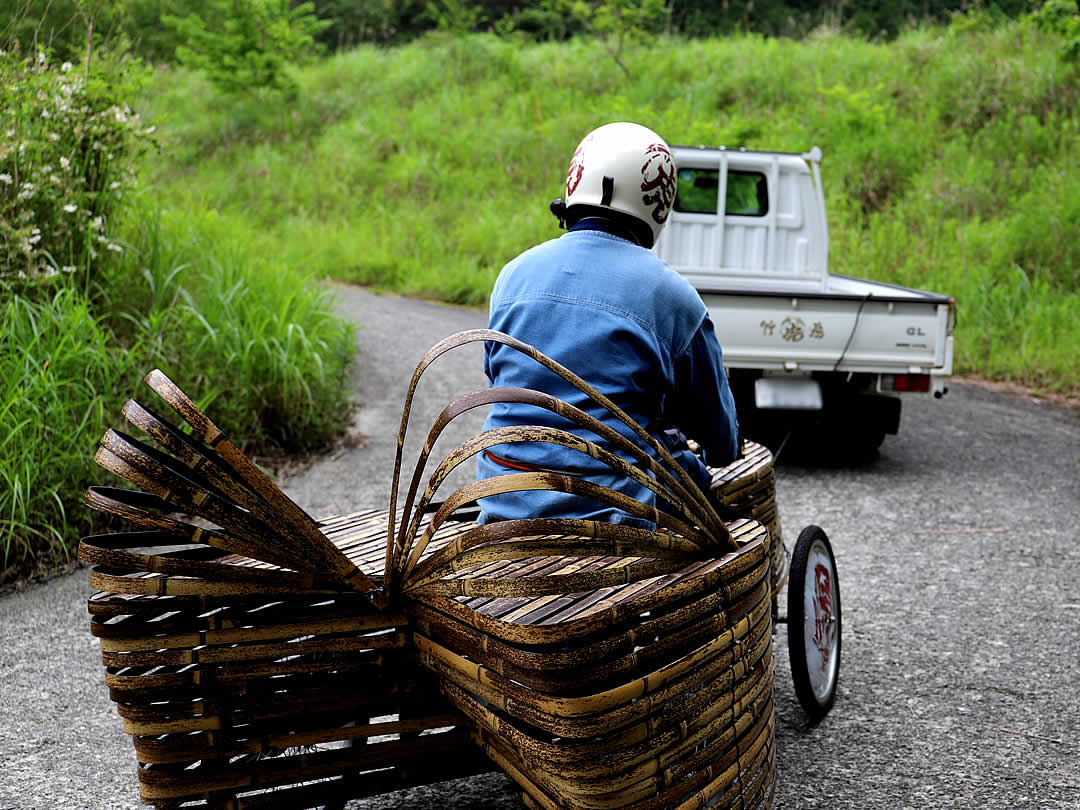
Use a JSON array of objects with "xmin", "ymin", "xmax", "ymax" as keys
[{"xmin": 478, "ymin": 227, "xmax": 737, "ymax": 527}]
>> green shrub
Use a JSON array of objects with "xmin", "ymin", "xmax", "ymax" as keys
[
  {"xmin": 163, "ymin": 0, "xmax": 329, "ymax": 96},
  {"xmin": 1030, "ymin": 0, "xmax": 1080, "ymax": 63}
]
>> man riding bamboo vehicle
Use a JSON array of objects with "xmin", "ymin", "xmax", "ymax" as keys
[{"xmin": 476, "ymin": 122, "xmax": 740, "ymax": 529}]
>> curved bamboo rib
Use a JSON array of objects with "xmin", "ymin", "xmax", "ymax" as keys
[
  {"xmin": 406, "ymin": 472, "xmax": 706, "ymax": 578},
  {"xmin": 394, "ymin": 386, "xmax": 728, "ymax": 568},
  {"xmin": 405, "ymin": 527, "xmax": 707, "ymax": 596},
  {"xmin": 384, "ymin": 330, "xmax": 733, "ymax": 593},
  {"xmin": 396, "ymin": 420, "xmax": 715, "ymax": 573},
  {"xmin": 78, "ymin": 530, "xmax": 330, "ymax": 588},
  {"xmin": 93, "ymin": 437, "xmax": 323, "ymax": 575},
  {"xmin": 83, "ymin": 486, "xmax": 309, "ymax": 572},
  {"xmin": 120, "ymin": 399, "xmax": 270, "ymax": 512}
]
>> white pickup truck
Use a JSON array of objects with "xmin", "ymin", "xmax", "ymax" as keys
[{"xmin": 655, "ymin": 146, "xmax": 956, "ymax": 453}]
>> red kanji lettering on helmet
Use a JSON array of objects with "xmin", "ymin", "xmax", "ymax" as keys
[
  {"xmin": 566, "ymin": 144, "xmax": 586, "ymax": 197},
  {"xmin": 640, "ymin": 143, "xmax": 676, "ymax": 225}
]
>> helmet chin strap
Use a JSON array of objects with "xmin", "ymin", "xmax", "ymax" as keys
[
  {"xmin": 549, "ymin": 183, "xmax": 646, "ymax": 246},
  {"xmin": 550, "ymin": 174, "xmax": 615, "ymax": 231}
]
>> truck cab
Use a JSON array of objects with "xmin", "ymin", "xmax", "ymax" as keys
[{"xmin": 655, "ymin": 146, "xmax": 956, "ymax": 453}]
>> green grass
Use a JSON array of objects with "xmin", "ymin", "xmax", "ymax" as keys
[
  {"xmin": 104, "ymin": 207, "xmax": 357, "ymax": 451},
  {"xmin": 0, "ymin": 288, "xmax": 130, "ymax": 575},
  {"xmin": 134, "ymin": 21, "xmax": 1080, "ymax": 393}
]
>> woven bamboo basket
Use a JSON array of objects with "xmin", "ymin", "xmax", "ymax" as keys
[{"xmin": 80, "ymin": 330, "xmax": 782, "ymax": 809}]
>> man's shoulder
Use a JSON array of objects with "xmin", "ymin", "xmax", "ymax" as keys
[
  {"xmin": 506, "ymin": 234, "xmax": 569, "ymax": 266},
  {"xmin": 647, "ymin": 260, "xmax": 706, "ymax": 311},
  {"xmin": 494, "ymin": 232, "xmax": 704, "ymax": 316}
]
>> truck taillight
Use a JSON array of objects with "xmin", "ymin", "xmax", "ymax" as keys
[{"xmin": 883, "ymin": 374, "xmax": 931, "ymax": 393}]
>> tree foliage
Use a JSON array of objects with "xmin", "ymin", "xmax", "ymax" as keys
[
  {"xmin": 162, "ymin": 0, "xmax": 329, "ymax": 95},
  {"xmin": 543, "ymin": 0, "xmax": 667, "ymax": 77},
  {"xmin": 1030, "ymin": 0, "xmax": 1080, "ymax": 61},
  {"xmin": 307, "ymin": 0, "xmax": 427, "ymax": 48},
  {"xmin": 0, "ymin": 0, "xmax": 1045, "ymax": 60}
]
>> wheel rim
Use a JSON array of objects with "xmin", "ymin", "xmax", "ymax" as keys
[{"xmin": 801, "ymin": 537, "xmax": 840, "ymax": 703}]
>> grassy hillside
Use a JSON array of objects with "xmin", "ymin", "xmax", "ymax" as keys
[{"xmin": 136, "ymin": 21, "xmax": 1079, "ymax": 393}]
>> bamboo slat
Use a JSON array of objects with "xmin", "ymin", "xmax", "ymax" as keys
[{"xmin": 79, "ymin": 331, "xmax": 785, "ymax": 809}]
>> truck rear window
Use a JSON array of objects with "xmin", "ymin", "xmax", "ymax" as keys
[{"xmin": 674, "ymin": 169, "xmax": 768, "ymax": 217}]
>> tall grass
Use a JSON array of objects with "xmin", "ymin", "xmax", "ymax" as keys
[
  {"xmin": 134, "ymin": 20, "xmax": 1079, "ymax": 392},
  {"xmin": 1, "ymin": 207, "xmax": 355, "ymax": 581},
  {"xmin": 0, "ymin": 288, "xmax": 133, "ymax": 574},
  {"xmin": 104, "ymin": 207, "xmax": 357, "ymax": 451}
]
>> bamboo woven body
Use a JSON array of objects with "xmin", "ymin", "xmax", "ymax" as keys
[{"xmin": 80, "ymin": 331, "xmax": 781, "ymax": 809}]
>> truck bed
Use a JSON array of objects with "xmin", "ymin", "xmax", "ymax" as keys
[{"xmin": 698, "ymin": 275, "xmax": 954, "ymax": 379}]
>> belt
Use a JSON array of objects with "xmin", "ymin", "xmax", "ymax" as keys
[{"xmin": 483, "ymin": 450, "xmax": 584, "ymax": 477}]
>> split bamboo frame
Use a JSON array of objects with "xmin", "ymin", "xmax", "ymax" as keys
[{"xmin": 80, "ymin": 330, "xmax": 783, "ymax": 809}]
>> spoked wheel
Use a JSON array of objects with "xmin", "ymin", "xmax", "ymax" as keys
[{"xmin": 787, "ymin": 525, "xmax": 841, "ymax": 722}]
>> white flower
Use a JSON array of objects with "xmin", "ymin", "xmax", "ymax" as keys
[
  {"xmin": 61, "ymin": 265, "xmax": 76, "ymax": 274},
  {"xmin": 106, "ymin": 242, "xmax": 123, "ymax": 253},
  {"xmin": 63, "ymin": 203, "xmax": 77, "ymax": 213},
  {"xmin": 91, "ymin": 216, "xmax": 104, "ymax": 231},
  {"xmin": 0, "ymin": 174, "xmax": 11, "ymax": 185},
  {"xmin": 60, "ymin": 156, "xmax": 70, "ymax": 170},
  {"xmin": 143, "ymin": 125, "xmax": 156, "ymax": 135},
  {"xmin": 48, "ymin": 132, "xmax": 59, "ymax": 142},
  {"xmin": 41, "ymin": 109, "xmax": 50, "ymax": 119},
  {"xmin": 61, "ymin": 62, "xmax": 73, "ymax": 73},
  {"xmin": 40, "ymin": 266, "xmax": 59, "ymax": 279},
  {"xmin": 109, "ymin": 181, "xmax": 121, "ymax": 190},
  {"xmin": 28, "ymin": 233, "xmax": 41, "ymax": 245},
  {"xmin": 36, "ymin": 52, "xmax": 46, "ymax": 65}
]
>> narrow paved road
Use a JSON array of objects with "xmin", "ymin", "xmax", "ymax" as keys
[{"xmin": 1, "ymin": 284, "xmax": 1077, "ymax": 809}]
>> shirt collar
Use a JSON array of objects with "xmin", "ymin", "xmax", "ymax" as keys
[{"xmin": 568, "ymin": 217, "xmax": 641, "ymax": 245}]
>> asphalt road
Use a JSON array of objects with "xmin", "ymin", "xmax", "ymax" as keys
[{"xmin": 1, "ymin": 284, "xmax": 1077, "ymax": 810}]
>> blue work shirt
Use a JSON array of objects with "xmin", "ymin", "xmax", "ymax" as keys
[{"xmin": 477, "ymin": 224, "xmax": 739, "ymax": 529}]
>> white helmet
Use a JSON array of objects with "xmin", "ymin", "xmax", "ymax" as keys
[{"xmin": 558, "ymin": 122, "xmax": 678, "ymax": 248}]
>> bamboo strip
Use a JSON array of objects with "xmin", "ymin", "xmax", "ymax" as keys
[{"xmin": 142, "ymin": 370, "xmax": 377, "ymax": 593}]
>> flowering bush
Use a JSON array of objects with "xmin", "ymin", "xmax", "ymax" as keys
[{"xmin": 0, "ymin": 47, "xmax": 152, "ymax": 286}]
